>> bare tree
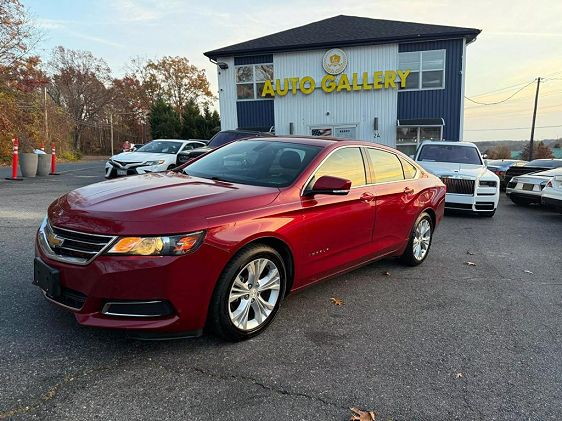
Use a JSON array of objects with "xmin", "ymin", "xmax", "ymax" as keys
[{"xmin": 48, "ymin": 46, "xmax": 113, "ymax": 151}]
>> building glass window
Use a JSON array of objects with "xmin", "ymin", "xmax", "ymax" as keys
[
  {"xmin": 396, "ymin": 126, "xmax": 443, "ymax": 156},
  {"xmin": 235, "ymin": 64, "xmax": 274, "ymax": 100},
  {"xmin": 398, "ymin": 50, "xmax": 445, "ymax": 91}
]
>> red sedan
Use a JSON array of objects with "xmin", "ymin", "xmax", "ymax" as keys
[{"xmin": 34, "ymin": 137, "xmax": 445, "ymax": 341}]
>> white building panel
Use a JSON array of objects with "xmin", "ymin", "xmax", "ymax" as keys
[
  {"xmin": 215, "ymin": 56, "xmax": 237, "ymax": 130},
  {"xmin": 273, "ymin": 44, "xmax": 398, "ymax": 146}
]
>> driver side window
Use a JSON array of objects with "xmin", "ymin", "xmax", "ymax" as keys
[{"xmin": 307, "ymin": 147, "xmax": 366, "ymax": 190}]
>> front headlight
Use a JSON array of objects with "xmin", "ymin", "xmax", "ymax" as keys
[
  {"xmin": 479, "ymin": 180, "xmax": 497, "ymax": 187},
  {"xmin": 143, "ymin": 160, "xmax": 166, "ymax": 166},
  {"xmin": 106, "ymin": 231, "xmax": 204, "ymax": 256}
]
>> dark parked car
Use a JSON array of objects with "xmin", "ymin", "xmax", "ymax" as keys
[
  {"xmin": 177, "ymin": 129, "xmax": 273, "ymax": 165},
  {"xmin": 34, "ymin": 137, "xmax": 445, "ymax": 341},
  {"xmin": 504, "ymin": 159, "xmax": 562, "ymax": 186},
  {"xmin": 486, "ymin": 159, "xmax": 526, "ymax": 190}
]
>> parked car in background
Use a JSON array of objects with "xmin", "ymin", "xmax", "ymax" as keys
[
  {"xmin": 415, "ymin": 141, "xmax": 500, "ymax": 216},
  {"xmin": 506, "ymin": 167, "xmax": 562, "ymax": 206},
  {"xmin": 504, "ymin": 158, "xmax": 562, "ymax": 186},
  {"xmin": 541, "ymin": 173, "xmax": 562, "ymax": 212},
  {"xmin": 486, "ymin": 159, "xmax": 526, "ymax": 190},
  {"xmin": 176, "ymin": 129, "xmax": 274, "ymax": 165},
  {"xmin": 35, "ymin": 137, "xmax": 445, "ymax": 341},
  {"xmin": 105, "ymin": 139, "xmax": 206, "ymax": 178}
]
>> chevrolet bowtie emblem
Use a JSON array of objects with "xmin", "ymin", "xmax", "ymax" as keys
[{"xmin": 47, "ymin": 232, "xmax": 64, "ymax": 248}]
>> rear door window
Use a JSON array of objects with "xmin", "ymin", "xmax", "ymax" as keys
[{"xmin": 366, "ymin": 149, "xmax": 405, "ymax": 183}]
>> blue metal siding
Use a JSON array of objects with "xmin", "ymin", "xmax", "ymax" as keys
[
  {"xmin": 236, "ymin": 101, "xmax": 274, "ymax": 130},
  {"xmin": 234, "ymin": 55, "xmax": 273, "ymax": 65},
  {"xmin": 397, "ymin": 39, "xmax": 464, "ymax": 141}
]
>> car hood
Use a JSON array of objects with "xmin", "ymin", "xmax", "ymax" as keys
[
  {"xmin": 417, "ymin": 162, "xmax": 492, "ymax": 179},
  {"xmin": 48, "ymin": 173, "xmax": 280, "ymax": 235},
  {"xmin": 110, "ymin": 151, "xmax": 173, "ymax": 163}
]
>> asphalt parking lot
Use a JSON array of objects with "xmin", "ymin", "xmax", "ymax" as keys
[{"xmin": 0, "ymin": 161, "xmax": 561, "ymax": 420}]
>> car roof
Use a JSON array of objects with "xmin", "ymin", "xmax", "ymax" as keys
[
  {"xmin": 151, "ymin": 139, "xmax": 192, "ymax": 143},
  {"xmin": 419, "ymin": 140, "xmax": 479, "ymax": 148},
  {"xmin": 250, "ymin": 136, "xmax": 403, "ymax": 153}
]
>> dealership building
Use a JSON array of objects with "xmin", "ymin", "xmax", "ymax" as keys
[{"xmin": 204, "ymin": 15, "xmax": 480, "ymax": 155}]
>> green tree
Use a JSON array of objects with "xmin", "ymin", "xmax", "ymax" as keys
[
  {"xmin": 180, "ymin": 100, "xmax": 220, "ymax": 140},
  {"xmin": 149, "ymin": 98, "xmax": 180, "ymax": 139}
]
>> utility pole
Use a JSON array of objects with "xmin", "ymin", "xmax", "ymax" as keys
[
  {"xmin": 110, "ymin": 113, "xmax": 114, "ymax": 155},
  {"xmin": 529, "ymin": 77, "xmax": 541, "ymax": 161},
  {"xmin": 44, "ymin": 86, "xmax": 49, "ymax": 146}
]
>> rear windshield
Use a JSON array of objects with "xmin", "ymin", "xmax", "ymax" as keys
[{"xmin": 418, "ymin": 144, "xmax": 483, "ymax": 165}]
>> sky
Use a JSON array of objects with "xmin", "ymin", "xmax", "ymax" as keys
[{"xmin": 23, "ymin": 0, "xmax": 562, "ymax": 142}]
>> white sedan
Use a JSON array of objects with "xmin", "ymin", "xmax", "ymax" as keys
[
  {"xmin": 105, "ymin": 139, "xmax": 206, "ymax": 178},
  {"xmin": 506, "ymin": 168, "xmax": 562, "ymax": 206},
  {"xmin": 541, "ymin": 172, "xmax": 562, "ymax": 212},
  {"xmin": 415, "ymin": 141, "xmax": 500, "ymax": 217}
]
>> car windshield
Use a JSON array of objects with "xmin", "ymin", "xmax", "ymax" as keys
[
  {"xmin": 527, "ymin": 159, "xmax": 562, "ymax": 168},
  {"xmin": 208, "ymin": 132, "xmax": 256, "ymax": 148},
  {"xmin": 184, "ymin": 140, "xmax": 321, "ymax": 187},
  {"xmin": 418, "ymin": 144, "xmax": 483, "ymax": 165},
  {"xmin": 135, "ymin": 141, "xmax": 183, "ymax": 154}
]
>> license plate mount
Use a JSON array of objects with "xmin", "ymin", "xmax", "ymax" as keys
[
  {"xmin": 117, "ymin": 169, "xmax": 127, "ymax": 176},
  {"xmin": 33, "ymin": 257, "xmax": 61, "ymax": 298}
]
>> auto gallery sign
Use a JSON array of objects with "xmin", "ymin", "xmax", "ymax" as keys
[{"xmin": 261, "ymin": 48, "xmax": 411, "ymax": 97}]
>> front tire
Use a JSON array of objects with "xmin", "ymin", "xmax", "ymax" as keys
[
  {"xmin": 208, "ymin": 244, "xmax": 286, "ymax": 341},
  {"xmin": 400, "ymin": 212, "xmax": 433, "ymax": 266}
]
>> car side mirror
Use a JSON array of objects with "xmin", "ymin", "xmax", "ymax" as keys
[{"xmin": 305, "ymin": 175, "xmax": 352, "ymax": 196}]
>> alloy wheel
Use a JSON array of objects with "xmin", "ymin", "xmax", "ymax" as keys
[
  {"xmin": 228, "ymin": 258, "xmax": 281, "ymax": 331},
  {"xmin": 413, "ymin": 218, "xmax": 431, "ymax": 261}
]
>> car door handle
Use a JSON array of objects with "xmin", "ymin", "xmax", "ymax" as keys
[
  {"xmin": 360, "ymin": 192, "xmax": 376, "ymax": 202},
  {"xmin": 404, "ymin": 187, "xmax": 415, "ymax": 195}
]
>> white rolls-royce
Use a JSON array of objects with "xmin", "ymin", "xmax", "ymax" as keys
[{"xmin": 415, "ymin": 141, "xmax": 500, "ymax": 217}]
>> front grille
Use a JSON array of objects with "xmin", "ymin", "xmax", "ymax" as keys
[
  {"xmin": 41, "ymin": 220, "xmax": 116, "ymax": 265},
  {"xmin": 441, "ymin": 177, "xmax": 475, "ymax": 195}
]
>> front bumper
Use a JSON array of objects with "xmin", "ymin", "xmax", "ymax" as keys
[
  {"xmin": 105, "ymin": 162, "xmax": 167, "ymax": 178},
  {"xmin": 444, "ymin": 191, "xmax": 499, "ymax": 213},
  {"xmin": 34, "ymin": 237, "xmax": 230, "ymax": 334}
]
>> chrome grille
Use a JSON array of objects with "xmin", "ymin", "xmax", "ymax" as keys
[
  {"xmin": 39, "ymin": 218, "xmax": 116, "ymax": 265},
  {"xmin": 441, "ymin": 177, "xmax": 475, "ymax": 195}
]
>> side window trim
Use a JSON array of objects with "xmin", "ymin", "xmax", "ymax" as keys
[{"xmin": 301, "ymin": 146, "xmax": 369, "ymax": 196}]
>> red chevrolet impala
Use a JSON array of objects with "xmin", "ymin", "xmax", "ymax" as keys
[{"xmin": 34, "ymin": 137, "xmax": 445, "ymax": 341}]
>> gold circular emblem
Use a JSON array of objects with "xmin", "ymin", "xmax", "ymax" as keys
[{"xmin": 322, "ymin": 48, "xmax": 348, "ymax": 75}]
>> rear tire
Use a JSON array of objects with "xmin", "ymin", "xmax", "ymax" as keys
[
  {"xmin": 400, "ymin": 212, "xmax": 433, "ymax": 266},
  {"xmin": 208, "ymin": 244, "xmax": 286, "ymax": 341}
]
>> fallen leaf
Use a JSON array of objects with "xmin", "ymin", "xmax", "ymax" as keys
[
  {"xmin": 466, "ymin": 250, "xmax": 475, "ymax": 255},
  {"xmin": 330, "ymin": 297, "xmax": 344, "ymax": 306},
  {"xmin": 455, "ymin": 372, "xmax": 464, "ymax": 379},
  {"xmin": 523, "ymin": 270, "xmax": 533, "ymax": 274},
  {"xmin": 383, "ymin": 271, "xmax": 391, "ymax": 276},
  {"xmin": 464, "ymin": 261, "xmax": 477, "ymax": 266},
  {"xmin": 350, "ymin": 407, "xmax": 377, "ymax": 421}
]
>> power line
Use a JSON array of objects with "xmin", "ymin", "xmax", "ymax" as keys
[
  {"xmin": 467, "ymin": 80, "xmax": 533, "ymax": 98},
  {"xmin": 465, "ymin": 124, "xmax": 562, "ymax": 132},
  {"xmin": 465, "ymin": 81, "xmax": 535, "ymax": 105}
]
